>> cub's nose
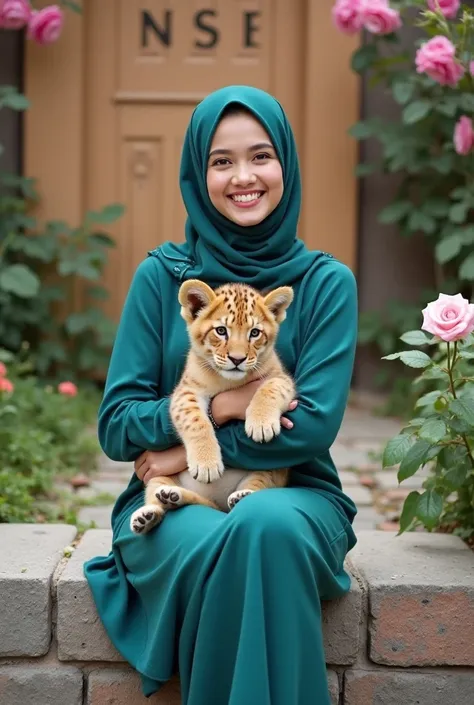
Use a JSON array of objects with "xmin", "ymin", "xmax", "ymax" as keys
[{"xmin": 228, "ymin": 355, "xmax": 247, "ymax": 367}]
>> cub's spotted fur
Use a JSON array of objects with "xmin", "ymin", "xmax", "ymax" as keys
[{"xmin": 131, "ymin": 279, "xmax": 295, "ymax": 534}]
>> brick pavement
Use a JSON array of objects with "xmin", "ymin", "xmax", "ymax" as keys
[{"xmin": 78, "ymin": 403, "xmax": 418, "ymax": 534}]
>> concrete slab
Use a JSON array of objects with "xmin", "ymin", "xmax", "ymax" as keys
[{"xmin": 0, "ymin": 524, "xmax": 77, "ymax": 657}]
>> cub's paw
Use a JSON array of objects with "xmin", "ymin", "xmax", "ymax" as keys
[
  {"xmin": 188, "ymin": 446, "xmax": 224, "ymax": 483},
  {"xmin": 155, "ymin": 485, "xmax": 184, "ymax": 508},
  {"xmin": 228, "ymin": 489, "xmax": 254, "ymax": 510},
  {"xmin": 245, "ymin": 411, "xmax": 281, "ymax": 443},
  {"xmin": 188, "ymin": 459, "xmax": 224, "ymax": 484},
  {"xmin": 130, "ymin": 504, "xmax": 164, "ymax": 534}
]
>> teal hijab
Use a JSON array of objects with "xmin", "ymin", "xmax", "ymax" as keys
[{"xmin": 157, "ymin": 85, "xmax": 321, "ymax": 290}]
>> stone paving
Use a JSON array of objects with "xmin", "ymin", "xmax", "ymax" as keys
[{"xmin": 78, "ymin": 401, "xmax": 423, "ymax": 534}]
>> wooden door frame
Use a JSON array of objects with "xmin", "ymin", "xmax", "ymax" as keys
[{"xmin": 24, "ymin": 0, "xmax": 360, "ymax": 273}]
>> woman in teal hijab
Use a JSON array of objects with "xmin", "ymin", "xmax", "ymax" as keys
[{"xmin": 84, "ymin": 85, "xmax": 358, "ymax": 705}]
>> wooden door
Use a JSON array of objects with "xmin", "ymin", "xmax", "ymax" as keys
[{"xmin": 25, "ymin": 0, "xmax": 359, "ymax": 322}]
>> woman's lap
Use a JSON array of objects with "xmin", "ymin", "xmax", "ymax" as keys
[
  {"xmin": 117, "ymin": 487, "xmax": 355, "ymax": 595},
  {"xmin": 105, "ymin": 487, "xmax": 356, "ymax": 704}
]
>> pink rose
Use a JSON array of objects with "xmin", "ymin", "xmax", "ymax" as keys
[
  {"xmin": 332, "ymin": 0, "xmax": 363, "ymax": 35},
  {"xmin": 0, "ymin": 362, "xmax": 6, "ymax": 378},
  {"xmin": 422, "ymin": 294, "xmax": 474, "ymax": 342},
  {"xmin": 427, "ymin": 0, "xmax": 460, "ymax": 20},
  {"xmin": 28, "ymin": 4, "xmax": 63, "ymax": 45},
  {"xmin": 58, "ymin": 381, "xmax": 78, "ymax": 397},
  {"xmin": 470, "ymin": 60, "xmax": 474, "ymax": 77},
  {"xmin": 0, "ymin": 0, "xmax": 31, "ymax": 30},
  {"xmin": 415, "ymin": 36, "xmax": 464, "ymax": 85},
  {"xmin": 0, "ymin": 377, "xmax": 14, "ymax": 393},
  {"xmin": 360, "ymin": 0, "xmax": 402, "ymax": 35},
  {"xmin": 454, "ymin": 116, "xmax": 474, "ymax": 156}
]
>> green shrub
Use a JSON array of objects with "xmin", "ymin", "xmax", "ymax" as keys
[{"xmin": 0, "ymin": 350, "xmax": 102, "ymax": 524}]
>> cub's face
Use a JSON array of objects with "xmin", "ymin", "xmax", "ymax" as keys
[{"xmin": 179, "ymin": 280, "xmax": 293, "ymax": 381}]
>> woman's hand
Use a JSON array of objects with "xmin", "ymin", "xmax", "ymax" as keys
[
  {"xmin": 211, "ymin": 380, "xmax": 298, "ymax": 429},
  {"xmin": 134, "ymin": 445, "xmax": 187, "ymax": 485}
]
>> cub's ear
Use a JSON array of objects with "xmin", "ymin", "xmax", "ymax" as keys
[
  {"xmin": 263, "ymin": 286, "xmax": 294, "ymax": 323},
  {"xmin": 178, "ymin": 280, "xmax": 216, "ymax": 322}
]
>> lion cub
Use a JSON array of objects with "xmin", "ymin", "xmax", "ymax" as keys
[{"xmin": 130, "ymin": 279, "xmax": 295, "ymax": 534}]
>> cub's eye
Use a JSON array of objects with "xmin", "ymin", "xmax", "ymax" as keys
[
  {"xmin": 250, "ymin": 328, "xmax": 261, "ymax": 338},
  {"xmin": 215, "ymin": 326, "xmax": 227, "ymax": 337}
]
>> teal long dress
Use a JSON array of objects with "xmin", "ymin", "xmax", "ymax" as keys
[{"xmin": 84, "ymin": 86, "xmax": 358, "ymax": 705}]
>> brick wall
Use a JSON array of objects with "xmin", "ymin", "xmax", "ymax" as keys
[{"xmin": 0, "ymin": 526, "xmax": 473, "ymax": 704}]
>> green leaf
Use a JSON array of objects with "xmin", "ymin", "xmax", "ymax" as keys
[
  {"xmin": 86, "ymin": 285, "xmax": 110, "ymax": 301},
  {"xmin": 449, "ymin": 203, "xmax": 469, "ymax": 224},
  {"xmin": 378, "ymin": 200, "xmax": 412, "ymax": 224},
  {"xmin": 444, "ymin": 465, "xmax": 467, "ymax": 489},
  {"xmin": 402, "ymin": 100, "xmax": 432, "ymax": 124},
  {"xmin": 398, "ymin": 491, "xmax": 421, "ymax": 534},
  {"xmin": 351, "ymin": 43, "xmax": 378, "ymax": 73},
  {"xmin": 416, "ymin": 489, "xmax": 443, "ymax": 530},
  {"xmin": 85, "ymin": 203, "xmax": 125, "ymax": 225},
  {"xmin": 460, "ymin": 226, "xmax": 474, "ymax": 245},
  {"xmin": 460, "ymin": 93, "xmax": 474, "ymax": 111},
  {"xmin": 398, "ymin": 439, "xmax": 432, "ymax": 482},
  {"xmin": 431, "ymin": 154, "xmax": 453, "ymax": 174},
  {"xmin": 0, "ymin": 264, "xmax": 40, "ymax": 298},
  {"xmin": 419, "ymin": 418, "xmax": 447, "ymax": 443},
  {"xmin": 435, "ymin": 234, "xmax": 463, "ymax": 264},
  {"xmin": 415, "ymin": 390, "xmax": 443, "ymax": 407},
  {"xmin": 459, "ymin": 253, "xmax": 474, "ymax": 280},
  {"xmin": 400, "ymin": 330, "xmax": 433, "ymax": 346},
  {"xmin": 450, "ymin": 396, "xmax": 474, "ymax": 425},
  {"xmin": 435, "ymin": 101, "xmax": 458, "ymax": 117},
  {"xmin": 349, "ymin": 122, "xmax": 376, "ymax": 140},
  {"xmin": 0, "ymin": 92, "xmax": 30, "ymax": 111},
  {"xmin": 382, "ymin": 350, "xmax": 432, "ymax": 368},
  {"xmin": 88, "ymin": 232, "xmax": 116, "ymax": 248},
  {"xmin": 446, "ymin": 414, "xmax": 472, "ymax": 434},
  {"xmin": 383, "ymin": 433, "xmax": 415, "ymax": 468},
  {"xmin": 440, "ymin": 444, "xmax": 468, "ymax": 470},
  {"xmin": 423, "ymin": 199, "xmax": 450, "ymax": 217},
  {"xmin": 65, "ymin": 312, "xmax": 91, "ymax": 335},
  {"xmin": 407, "ymin": 210, "xmax": 436, "ymax": 234},
  {"xmin": 392, "ymin": 79, "xmax": 414, "ymax": 105},
  {"xmin": 450, "ymin": 186, "xmax": 469, "ymax": 200},
  {"xmin": 58, "ymin": 260, "xmax": 77, "ymax": 277}
]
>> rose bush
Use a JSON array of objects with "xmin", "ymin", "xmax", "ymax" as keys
[
  {"xmin": 382, "ymin": 293, "xmax": 474, "ymax": 542},
  {"xmin": 332, "ymin": 1, "xmax": 474, "ymax": 414},
  {"xmin": 0, "ymin": 349, "xmax": 102, "ymax": 524}
]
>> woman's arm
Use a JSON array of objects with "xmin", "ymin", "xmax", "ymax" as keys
[
  {"xmin": 213, "ymin": 260, "xmax": 358, "ymax": 471},
  {"xmin": 98, "ymin": 258, "xmax": 180, "ymax": 461}
]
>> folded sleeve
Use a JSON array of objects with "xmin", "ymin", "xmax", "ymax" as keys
[
  {"xmin": 216, "ymin": 260, "xmax": 358, "ymax": 471},
  {"xmin": 97, "ymin": 258, "xmax": 180, "ymax": 461}
]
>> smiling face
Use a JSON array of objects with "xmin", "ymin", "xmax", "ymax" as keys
[
  {"xmin": 206, "ymin": 109, "xmax": 284, "ymax": 227},
  {"xmin": 179, "ymin": 279, "xmax": 293, "ymax": 381}
]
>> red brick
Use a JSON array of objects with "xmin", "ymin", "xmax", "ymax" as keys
[
  {"xmin": 344, "ymin": 669, "xmax": 474, "ymax": 705},
  {"xmin": 350, "ymin": 531, "xmax": 474, "ymax": 666}
]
